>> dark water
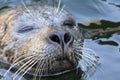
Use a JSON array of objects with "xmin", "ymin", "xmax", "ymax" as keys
[{"xmin": 0, "ymin": 0, "xmax": 120, "ymax": 80}]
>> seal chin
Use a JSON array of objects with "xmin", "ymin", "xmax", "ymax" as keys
[
  {"xmin": 28, "ymin": 58, "xmax": 77, "ymax": 77},
  {"xmin": 48, "ymin": 59, "xmax": 76, "ymax": 75}
]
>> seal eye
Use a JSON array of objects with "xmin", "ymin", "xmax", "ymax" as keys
[
  {"xmin": 63, "ymin": 20, "xmax": 75, "ymax": 28},
  {"xmin": 18, "ymin": 26, "xmax": 34, "ymax": 33}
]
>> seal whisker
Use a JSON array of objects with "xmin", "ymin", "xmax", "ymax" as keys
[
  {"xmin": 85, "ymin": 59, "xmax": 98, "ymax": 70},
  {"xmin": 20, "ymin": 0, "xmax": 36, "ymax": 20},
  {"xmin": 74, "ymin": 46, "xmax": 98, "ymax": 62},
  {"xmin": 37, "ymin": 51, "xmax": 56, "ymax": 76},
  {"xmin": 56, "ymin": 0, "xmax": 62, "ymax": 13},
  {"xmin": 70, "ymin": 51, "xmax": 78, "ymax": 66},
  {"xmin": 75, "ymin": 49, "xmax": 97, "ymax": 68},
  {"xmin": 73, "ymin": 46, "xmax": 99, "ymax": 71},
  {"xmin": 47, "ymin": 56, "xmax": 50, "ymax": 75},
  {"xmin": 78, "ymin": 60, "xmax": 87, "ymax": 71},
  {"xmin": 43, "ymin": 54, "xmax": 51, "ymax": 75},
  {"xmin": 77, "ymin": 47, "xmax": 99, "ymax": 79},
  {"xmin": 82, "ymin": 55, "xmax": 96, "ymax": 68},
  {"xmin": 79, "ymin": 58, "xmax": 97, "ymax": 79},
  {"xmin": 12, "ymin": 58, "xmax": 36, "ymax": 80},
  {"xmin": 82, "ymin": 51, "xmax": 98, "ymax": 62},
  {"xmin": 82, "ymin": 53, "xmax": 97, "ymax": 65},
  {"xmin": 59, "ymin": 5, "xmax": 65, "ymax": 15},
  {"xmin": 14, "ymin": 57, "xmax": 35, "ymax": 74},
  {"xmin": 34, "ymin": 53, "xmax": 51, "ymax": 74},
  {"xmin": 12, "ymin": 53, "xmax": 35, "ymax": 64},
  {"xmin": 84, "ymin": 59, "xmax": 96, "ymax": 71},
  {"xmin": 17, "ymin": 58, "xmax": 39, "ymax": 80},
  {"xmin": 44, "ymin": 56, "xmax": 48, "ymax": 75},
  {"xmin": 2, "ymin": 55, "xmax": 34, "ymax": 79},
  {"xmin": 74, "ymin": 52, "xmax": 82, "ymax": 59},
  {"xmin": 33, "ymin": 61, "xmax": 42, "ymax": 80},
  {"xmin": 21, "ymin": 0, "xmax": 31, "ymax": 13},
  {"xmin": 49, "ymin": 52, "xmax": 53, "ymax": 73},
  {"xmin": 38, "ymin": 60, "xmax": 48, "ymax": 78},
  {"xmin": 33, "ymin": 63, "xmax": 40, "ymax": 80},
  {"xmin": 72, "ymin": 51, "xmax": 81, "ymax": 75},
  {"xmin": 32, "ymin": 55, "xmax": 48, "ymax": 80},
  {"xmin": 40, "ymin": 59, "xmax": 48, "ymax": 76}
]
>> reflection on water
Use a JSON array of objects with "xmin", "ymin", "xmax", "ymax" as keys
[
  {"xmin": 85, "ymin": 34, "xmax": 120, "ymax": 80},
  {"xmin": 0, "ymin": 0, "xmax": 120, "ymax": 80},
  {"xmin": 78, "ymin": 20, "xmax": 120, "ymax": 46}
]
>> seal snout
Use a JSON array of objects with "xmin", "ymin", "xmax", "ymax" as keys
[{"xmin": 48, "ymin": 32, "xmax": 74, "ymax": 48}]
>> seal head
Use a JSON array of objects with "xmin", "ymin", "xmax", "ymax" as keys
[{"xmin": 0, "ymin": 5, "xmax": 84, "ymax": 76}]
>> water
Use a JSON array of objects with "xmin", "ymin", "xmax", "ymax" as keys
[
  {"xmin": 84, "ymin": 34, "xmax": 120, "ymax": 80},
  {"xmin": 0, "ymin": 69, "xmax": 26, "ymax": 80},
  {"xmin": 0, "ymin": 0, "xmax": 120, "ymax": 80}
]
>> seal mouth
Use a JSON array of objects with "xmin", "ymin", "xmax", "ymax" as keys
[{"xmin": 26, "ymin": 56, "xmax": 77, "ymax": 77}]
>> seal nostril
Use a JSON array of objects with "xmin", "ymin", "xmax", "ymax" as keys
[
  {"xmin": 48, "ymin": 32, "xmax": 73, "ymax": 46},
  {"xmin": 64, "ymin": 32, "xmax": 73, "ymax": 44},
  {"xmin": 49, "ymin": 34, "xmax": 60, "ymax": 44}
]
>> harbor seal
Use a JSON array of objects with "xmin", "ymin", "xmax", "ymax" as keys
[{"xmin": 0, "ymin": 5, "xmax": 99, "ymax": 79}]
